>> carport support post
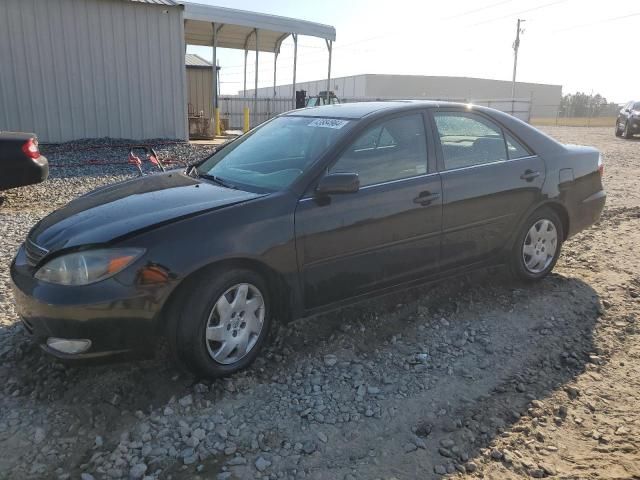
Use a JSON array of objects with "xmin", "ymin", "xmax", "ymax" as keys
[
  {"xmin": 212, "ymin": 22, "xmax": 220, "ymax": 137},
  {"xmin": 326, "ymin": 39, "xmax": 332, "ymax": 100},
  {"xmin": 273, "ymin": 51, "xmax": 278, "ymax": 99},
  {"xmin": 273, "ymin": 34, "xmax": 287, "ymax": 108},
  {"xmin": 243, "ymin": 49, "xmax": 248, "ymax": 97},
  {"xmin": 242, "ymin": 30, "xmax": 254, "ymax": 132},
  {"xmin": 243, "ymin": 52, "xmax": 250, "ymax": 132},
  {"xmin": 254, "ymin": 29, "xmax": 259, "ymax": 127},
  {"xmin": 292, "ymin": 33, "xmax": 298, "ymax": 109}
]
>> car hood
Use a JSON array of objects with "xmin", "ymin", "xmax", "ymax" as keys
[{"xmin": 28, "ymin": 172, "xmax": 263, "ymax": 252}]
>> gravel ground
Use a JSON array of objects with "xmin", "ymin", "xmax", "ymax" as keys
[{"xmin": 0, "ymin": 129, "xmax": 639, "ymax": 480}]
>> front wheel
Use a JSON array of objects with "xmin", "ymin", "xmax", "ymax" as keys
[
  {"xmin": 509, "ymin": 208, "xmax": 563, "ymax": 281},
  {"xmin": 169, "ymin": 267, "xmax": 272, "ymax": 377},
  {"xmin": 623, "ymin": 121, "xmax": 633, "ymax": 139},
  {"xmin": 615, "ymin": 122, "xmax": 623, "ymax": 137}
]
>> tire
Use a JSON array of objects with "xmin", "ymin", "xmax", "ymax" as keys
[
  {"xmin": 615, "ymin": 122, "xmax": 623, "ymax": 137},
  {"xmin": 169, "ymin": 267, "xmax": 272, "ymax": 377},
  {"xmin": 509, "ymin": 207, "xmax": 564, "ymax": 282},
  {"xmin": 623, "ymin": 121, "xmax": 633, "ymax": 139}
]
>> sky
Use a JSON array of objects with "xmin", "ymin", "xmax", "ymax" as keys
[{"xmin": 186, "ymin": 0, "xmax": 639, "ymax": 103}]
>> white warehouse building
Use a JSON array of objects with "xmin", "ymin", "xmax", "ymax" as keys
[{"xmin": 245, "ymin": 74, "xmax": 563, "ymax": 118}]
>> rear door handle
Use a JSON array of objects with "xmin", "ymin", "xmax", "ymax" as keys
[
  {"xmin": 413, "ymin": 191, "xmax": 441, "ymax": 206},
  {"xmin": 520, "ymin": 170, "xmax": 541, "ymax": 181}
]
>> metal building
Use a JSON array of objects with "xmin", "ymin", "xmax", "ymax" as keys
[
  {"xmin": 0, "ymin": 0, "xmax": 186, "ymax": 143},
  {"xmin": 186, "ymin": 54, "xmax": 214, "ymax": 139},
  {"xmin": 0, "ymin": 0, "xmax": 335, "ymax": 143},
  {"xmin": 246, "ymin": 74, "xmax": 563, "ymax": 118}
]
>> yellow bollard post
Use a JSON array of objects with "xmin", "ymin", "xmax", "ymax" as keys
[
  {"xmin": 214, "ymin": 107, "xmax": 221, "ymax": 137},
  {"xmin": 243, "ymin": 107, "xmax": 250, "ymax": 133}
]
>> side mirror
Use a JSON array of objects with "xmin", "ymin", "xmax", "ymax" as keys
[{"xmin": 316, "ymin": 173, "xmax": 360, "ymax": 195}]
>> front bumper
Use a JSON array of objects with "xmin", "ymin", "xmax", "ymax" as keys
[
  {"xmin": 10, "ymin": 244, "xmax": 175, "ymax": 360},
  {"xmin": 628, "ymin": 117, "xmax": 640, "ymax": 134}
]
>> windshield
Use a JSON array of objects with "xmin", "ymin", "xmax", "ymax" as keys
[{"xmin": 196, "ymin": 116, "xmax": 353, "ymax": 192}]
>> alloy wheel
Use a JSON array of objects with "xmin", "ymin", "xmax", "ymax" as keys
[
  {"xmin": 522, "ymin": 219, "xmax": 558, "ymax": 274},
  {"xmin": 205, "ymin": 283, "xmax": 265, "ymax": 364}
]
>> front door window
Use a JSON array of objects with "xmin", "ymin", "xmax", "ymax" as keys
[{"xmin": 330, "ymin": 114, "xmax": 428, "ymax": 186}]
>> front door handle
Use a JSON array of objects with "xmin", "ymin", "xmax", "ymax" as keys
[
  {"xmin": 413, "ymin": 191, "xmax": 441, "ymax": 206},
  {"xmin": 520, "ymin": 170, "xmax": 541, "ymax": 182}
]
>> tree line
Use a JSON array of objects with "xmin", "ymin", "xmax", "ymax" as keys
[{"xmin": 560, "ymin": 92, "xmax": 621, "ymax": 117}]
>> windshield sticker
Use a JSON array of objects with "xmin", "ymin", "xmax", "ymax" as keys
[{"xmin": 308, "ymin": 118, "xmax": 349, "ymax": 129}]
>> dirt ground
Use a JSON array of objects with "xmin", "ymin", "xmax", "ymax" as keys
[
  {"xmin": 530, "ymin": 118, "xmax": 616, "ymax": 128},
  {"xmin": 0, "ymin": 127, "xmax": 638, "ymax": 480}
]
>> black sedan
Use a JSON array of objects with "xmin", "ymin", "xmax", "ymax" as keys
[
  {"xmin": 615, "ymin": 101, "xmax": 640, "ymax": 138},
  {"xmin": 11, "ymin": 102, "xmax": 606, "ymax": 377},
  {"xmin": 0, "ymin": 132, "xmax": 49, "ymax": 190}
]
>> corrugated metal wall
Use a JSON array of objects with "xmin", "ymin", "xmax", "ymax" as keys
[
  {"xmin": 186, "ymin": 66, "xmax": 213, "ymax": 138},
  {"xmin": 186, "ymin": 67, "xmax": 213, "ymax": 119},
  {"xmin": 0, "ymin": 0, "xmax": 187, "ymax": 143}
]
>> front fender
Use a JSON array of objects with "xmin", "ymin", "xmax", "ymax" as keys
[{"xmin": 113, "ymin": 191, "xmax": 303, "ymax": 325}]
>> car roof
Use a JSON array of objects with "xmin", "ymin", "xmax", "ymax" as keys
[
  {"xmin": 284, "ymin": 100, "xmax": 567, "ymax": 156},
  {"xmin": 284, "ymin": 100, "xmax": 466, "ymax": 119}
]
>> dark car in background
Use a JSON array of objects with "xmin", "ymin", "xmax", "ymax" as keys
[
  {"xmin": 10, "ymin": 102, "xmax": 606, "ymax": 377},
  {"xmin": 615, "ymin": 101, "xmax": 640, "ymax": 138},
  {"xmin": 0, "ymin": 132, "xmax": 49, "ymax": 191}
]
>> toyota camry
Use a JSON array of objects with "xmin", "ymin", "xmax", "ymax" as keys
[{"xmin": 11, "ymin": 102, "xmax": 606, "ymax": 377}]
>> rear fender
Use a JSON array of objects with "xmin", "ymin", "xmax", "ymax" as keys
[{"xmin": 504, "ymin": 200, "xmax": 570, "ymax": 253}]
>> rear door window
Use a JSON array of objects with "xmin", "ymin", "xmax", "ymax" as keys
[
  {"xmin": 505, "ymin": 133, "xmax": 531, "ymax": 159},
  {"xmin": 433, "ymin": 112, "xmax": 507, "ymax": 170}
]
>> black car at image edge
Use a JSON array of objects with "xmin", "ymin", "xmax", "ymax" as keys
[
  {"xmin": 0, "ymin": 132, "xmax": 49, "ymax": 191},
  {"xmin": 615, "ymin": 100, "xmax": 640, "ymax": 138},
  {"xmin": 10, "ymin": 101, "xmax": 606, "ymax": 377}
]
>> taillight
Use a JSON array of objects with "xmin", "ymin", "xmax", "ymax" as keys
[
  {"xmin": 22, "ymin": 138, "xmax": 40, "ymax": 159},
  {"xmin": 598, "ymin": 155, "xmax": 604, "ymax": 177}
]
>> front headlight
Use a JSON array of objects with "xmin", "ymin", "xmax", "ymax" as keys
[{"xmin": 34, "ymin": 248, "xmax": 144, "ymax": 285}]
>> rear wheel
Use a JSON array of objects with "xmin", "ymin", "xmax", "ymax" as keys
[
  {"xmin": 169, "ymin": 267, "xmax": 272, "ymax": 377},
  {"xmin": 510, "ymin": 208, "xmax": 563, "ymax": 281}
]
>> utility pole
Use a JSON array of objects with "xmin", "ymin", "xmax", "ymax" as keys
[{"xmin": 511, "ymin": 18, "xmax": 525, "ymax": 99}]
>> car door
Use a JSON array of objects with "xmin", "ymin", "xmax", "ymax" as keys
[
  {"xmin": 295, "ymin": 112, "xmax": 442, "ymax": 310},
  {"xmin": 430, "ymin": 109, "xmax": 545, "ymax": 269}
]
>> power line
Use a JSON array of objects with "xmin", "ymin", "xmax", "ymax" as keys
[
  {"xmin": 553, "ymin": 11, "xmax": 640, "ymax": 33},
  {"xmin": 443, "ymin": 0, "xmax": 513, "ymax": 20},
  {"xmin": 467, "ymin": 0, "xmax": 568, "ymax": 27}
]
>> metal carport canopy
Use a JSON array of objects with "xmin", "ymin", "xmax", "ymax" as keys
[
  {"xmin": 179, "ymin": 2, "xmax": 336, "ymax": 130},
  {"xmin": 181, "ymin": 2, "xmax": 336, "ymax": 51}
]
